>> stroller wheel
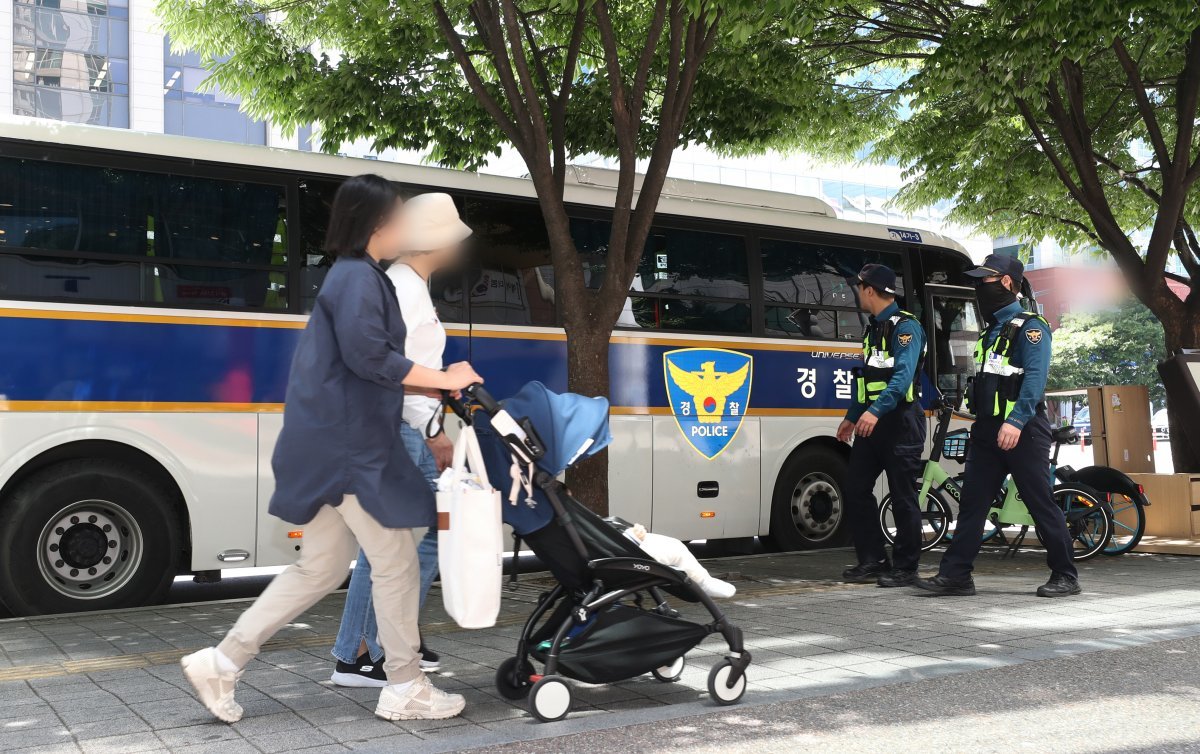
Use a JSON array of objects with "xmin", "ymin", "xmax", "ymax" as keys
[
  {"xmin": 651, "ymin": 655, "xmax": 686, "ymax": 682},
  {"xmin": 495, "ymin": 656, "xmax": 535, "ymax": 700},
  {"xmin": 707, "ymin": 659, "xmax": 747, "ymax": 706},
  {"xmin": 528, "ymin": 675, "xmax": 572, "ymax": 722}
]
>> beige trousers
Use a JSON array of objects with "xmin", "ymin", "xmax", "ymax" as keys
[{"xmin": 217, "ymin": 495, "xmax": 422, "ymax": 684}]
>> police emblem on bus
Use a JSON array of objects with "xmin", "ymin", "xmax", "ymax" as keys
[
  {"xmin": 663, "ymin": 348, "xmax": 753, "ymax": 460},
  {"xmin": 1026, "ymin": 328, "xmax": 1043, "ymax": 344}
]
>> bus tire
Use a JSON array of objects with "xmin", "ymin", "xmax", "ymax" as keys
[
  {"xmin": 766, "ymin": 446, "xmax": 849, "ymax": 551},
  {"xmin": 0, "ymin": 460, "xmax": 182, "ymax": 616}
]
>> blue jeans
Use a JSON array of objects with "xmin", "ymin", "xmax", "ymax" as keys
[{"xmin": 332, "ymin": 422, "xmax": 440, "ymax": 664}]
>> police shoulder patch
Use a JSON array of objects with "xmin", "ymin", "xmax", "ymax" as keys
[
  {"xmin": 897, "ymin": 332, "xmax": 914, "ymax": 347},
  {"xmin": 1025, "ymin": 328, "xmax": 1043, "ymax": 345}
]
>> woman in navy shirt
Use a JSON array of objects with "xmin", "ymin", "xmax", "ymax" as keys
[{"xmin": 180, "ymin": 175, "xmax": 481, "ymax": 724}]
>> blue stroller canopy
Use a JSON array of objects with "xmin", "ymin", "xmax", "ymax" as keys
[{"xmin": 501, "ymin": 381, "xmax": 612, "ymax": 476}]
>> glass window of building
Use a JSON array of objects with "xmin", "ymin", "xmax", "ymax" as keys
[
  {"xmin": 163, "ymin": 36, "xmax": 266, "ymax": 144},
  {"xmin": 760, "ymin": 239, "xmax": 905, "ymax": 341},
  {"xmin": 12, "ymin": 0, "xmax": 130, "ymax": 127},
  {"xmin": 0, "ymin": 156, "xmax": 287, "ymax": 310}
]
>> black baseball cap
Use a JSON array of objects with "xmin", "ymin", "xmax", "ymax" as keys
[
  {"xmin": 965, "ymin": 253, "xmax": 1024, "ymax": 287},
  {"xmin": 856, "ymin": 263, "xmax": 897, "ymax": 295}
]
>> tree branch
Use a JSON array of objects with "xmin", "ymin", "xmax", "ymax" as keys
[
  {"xmin": 1112, "ymin": 36, "xmax": 1171, "ymax": 170},
  {"xmin": 431, "ymin": 1, "xmax": 524, "ymax": 151}
]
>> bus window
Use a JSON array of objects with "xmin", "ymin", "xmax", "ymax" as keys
[
  {"xmin": 463, "ymin": 197, "xmax": 556, "ymax": 327},
  {"xmin": 920, "ymin": 245, "xmax": 974, "ymax": 287},
  {"xmin": 929, "ymin": 293, "xmax": 980, "ymax": 399},
  {"xmin": 298, "ymin": 177, "xmax": 339, "ymax": 313},
  {"xmin": 760, "ymin": 239, "xmax": 904, "ymax": 340},
  {"xmin": 0, "ymin": 155, "xmax": 287, "ymax": 310},
  {"xmin": 574, "ymin": 222, "xmax": 751, "ymax": 334},
  {"xmin": 764, "ymin": 306, "xmax": 866, "ymax": 342}
]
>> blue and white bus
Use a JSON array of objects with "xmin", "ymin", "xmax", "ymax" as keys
[{"xmin": 0, "ymin": 117, "xmax": 982, "ymax": 615}]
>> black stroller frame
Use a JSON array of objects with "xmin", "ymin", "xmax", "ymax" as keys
[{"xmin": 447, "ymin": 385, "xmax": 752, "ymax": 722}]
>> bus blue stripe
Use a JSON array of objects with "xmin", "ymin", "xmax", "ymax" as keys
[{"xmin": 0, "ymin": 314, "xmax": 876, "ymax": 412}]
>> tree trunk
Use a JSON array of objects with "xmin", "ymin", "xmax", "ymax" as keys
[
  {"xmin": 563, "ymin": 315, "xmax": 612, "ymax": 514},
  {"xmin": 1161, "ymin": 314, "xmax": 1200, "ymax": 473}
]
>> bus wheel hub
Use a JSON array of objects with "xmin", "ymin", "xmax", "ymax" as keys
[
  {"xmin": 39, "ymin": 501, "xmax": 143, "ymax": 599},
  {"xmin": 791, "ymin": 473, "xmax": 841, "ymax": 539}
]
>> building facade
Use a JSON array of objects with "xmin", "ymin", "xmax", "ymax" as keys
[{"xmin": 4, "ymin": 0, "xmax": 300, "ymax": 149}]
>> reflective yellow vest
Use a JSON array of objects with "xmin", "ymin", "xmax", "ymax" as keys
[
  {"xmin": 856, "ymin": 310, "xmax": 924, "ymax": 405},
  {"xmin": 968, "ymin": 311, "xmax": 1048, "ymax": 418}
]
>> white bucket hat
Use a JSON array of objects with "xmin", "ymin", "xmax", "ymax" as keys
[{"xmin": 401, "ymin": 192, "xmax": 473, "ymax": 252}]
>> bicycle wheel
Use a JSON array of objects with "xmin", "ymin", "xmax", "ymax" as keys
[
  {"xmin": 941, "ymin": 479, "xmax": 1001, "ymax": 544},
  {"xmin": 879, "ymin": 489, "xmax": 951, "ymax": 552},
  {"xmin": 1048, "ymin": 486, "xmax": 1112, "ymax": 561},
  {"xmin": 1103, "ymin": 495, "xmax": 1146, "ymax": 555}
]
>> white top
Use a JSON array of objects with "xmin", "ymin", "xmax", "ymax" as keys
[{"xmin": 386, "ymin": 263, "xmax": 447, "ymax": 433}]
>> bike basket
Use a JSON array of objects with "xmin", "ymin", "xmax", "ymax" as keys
[{"xmin": 942, "ymin": 429, "xmax": 969, "ymax": 461}]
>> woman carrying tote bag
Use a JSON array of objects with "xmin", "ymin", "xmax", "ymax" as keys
[
  {"xmin": 330, "ymin": 192, "xmax": 473, "ymax": 687},
  {"xmin": 180, "ymin": 175, "xmax": 482, "ymax": 724}
]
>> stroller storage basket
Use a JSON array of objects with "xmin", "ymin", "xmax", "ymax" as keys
[
  {"xmin": 943, "ymin": 429, "xmax": 969, "ymax": 462},
  {"xmin": 532, "ymin": 604, "xmax": 708, "ymax": 685}
]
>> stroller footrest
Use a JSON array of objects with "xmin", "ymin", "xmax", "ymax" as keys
[{"xmin": 586, "ymin": 557, "xmax": 688, "ymax": 587}]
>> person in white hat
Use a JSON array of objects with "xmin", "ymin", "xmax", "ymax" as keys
[{"xmin": 329, "ymin": 192, "xmax": 474, "ymax": 688}]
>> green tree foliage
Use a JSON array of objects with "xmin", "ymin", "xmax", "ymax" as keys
[
  {"xmin": 156, "ymin": 0, "xmax": 881, "ymax": 510},
  {"xmin": 1048, "ymin": 299, "xmax": 1166, "ymax": 407},
  {"xmin": 807, "ymin": 1, "xmax": 1200, "ymax": 470}
]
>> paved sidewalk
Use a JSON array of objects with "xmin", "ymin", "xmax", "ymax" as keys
[{"xmin": 2, "ymin": 548, "xmax": 1199, "ymax": 753}]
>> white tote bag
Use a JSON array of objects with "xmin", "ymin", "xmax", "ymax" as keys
[{"xmin": 436, "ymin": 425, "xmax": 503, "ymax": 629}]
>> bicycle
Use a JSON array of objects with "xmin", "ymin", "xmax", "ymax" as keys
[
  {"xmin": 880, "ymin": 398, "xmax": 1114, "ymax": 560},
  {"xmin": 1060, "ymin": 464, "xmax": 1150, "ymax": 555}
]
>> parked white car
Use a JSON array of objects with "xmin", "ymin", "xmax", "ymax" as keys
[{"xmin": 1152, "ymin": 408, "xmax": 1170, "ymax": 440}]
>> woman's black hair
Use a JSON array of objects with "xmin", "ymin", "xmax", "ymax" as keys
[{"xmin": 323, "ymin": 174, "xmax": 401, "ymax": 259}]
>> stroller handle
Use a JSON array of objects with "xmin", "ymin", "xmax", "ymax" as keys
[
  {"xmin": 443, "ymin": 384, "xmax": 547, "ymax": 465},
  {"xmin": 443, "ymin": 383, "xmax": 500, "ymax": 425}
]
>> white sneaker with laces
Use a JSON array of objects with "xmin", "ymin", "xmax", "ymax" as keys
[
  {"xmin": 375, "ymin": 673, "xmax": 466, "ymax": 721},
  {"xmin": 181, "ymin": 647, "xmax": 244, "ymax": 723}
]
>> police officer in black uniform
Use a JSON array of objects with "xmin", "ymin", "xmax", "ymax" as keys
[
  {"xmin": 838, "ymin": 264, "xmax": 928, "ymax": 588},
  {"xmin": 915, "ymin": 254, "xmax": 1081, "ymax": 598}
]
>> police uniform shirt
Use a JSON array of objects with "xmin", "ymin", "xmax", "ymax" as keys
[
  {"xmin": 845, "ymin": 301, "xmax": 926, "ymax": 423},
  {"xmin": 982, "ymin": 300, "xmax": 1051, "ymax": 430}
]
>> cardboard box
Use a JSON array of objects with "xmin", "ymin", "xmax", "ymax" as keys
[
  {"xmin": 1130, "ymin": 473, "xmax": 1200, "ymax": 538},
  {"xmin": 1087, "ymin": 385, "xmax": 1155, "ymax": 473}
]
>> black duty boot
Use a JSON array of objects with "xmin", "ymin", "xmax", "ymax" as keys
[
  {"xmin": 877, "ymin": 569, "xmax": 917, "ymax": 588},
  {"xmin": 1036, "ymin": 574, "xmax": 1082, "ymax": 598},
  {"xmin": 913, "ymin": 574, "xmax": 976, "ymax": 596},
  {"xmin": 842, "ymin": 561, "xmax": 890, "ymax": 583}
]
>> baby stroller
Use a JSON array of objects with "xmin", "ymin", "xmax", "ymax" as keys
[{"xmin": 445, "ymin": 382, "xmax": 751, "ymax": 722}]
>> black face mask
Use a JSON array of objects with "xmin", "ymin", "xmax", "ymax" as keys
[{"xmin": 975, "ymin": 280, "xmax": 1017, "ymax": 318}]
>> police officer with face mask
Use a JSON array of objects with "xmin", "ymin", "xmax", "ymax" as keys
[
  {"xmin": 915, "ymin": 254, "xmax": 1080, "ymax": 598},
  {"xmin": 837, "ymin": 264, "xmax": 928, "ymax": 588}
]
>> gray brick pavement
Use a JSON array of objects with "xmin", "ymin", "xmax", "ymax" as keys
[{"xmin": 1, "ymin": 549, "xmax": 1199, "ymax": 753}]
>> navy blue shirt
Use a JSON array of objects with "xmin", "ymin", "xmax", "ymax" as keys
[
  {"xmin": 846, "ymin": 302, "xmax": 926, "ymax": 423},
  {"xmin": 983, "ymin": 300, "xmax": 1052, "ymax": 430},
  {"xmin": 268, "ymin": 256, "xmax": 436, "ymax": 529}
]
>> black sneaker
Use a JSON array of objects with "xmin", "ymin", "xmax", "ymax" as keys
[
  {"xmin": 1036, "ymin": 574, "xmax": 1082, "ymax": 598},
  {"xmin": 877, "ymin": 569, "xmax": 917, "ymax": 588},
  {"xmin": 842, "ymin": 561, "xmax": 890, "ymax": 583},
  {"xmin": 330, "ymin": 652, "xmax": 387, "ymax": 688},
  {"xmin": 419, "ymin": 640, "xmax": 440, "ymax": 672},
  {"xmin": 913, "ymin": 574, "xmax": 976, "ymax": 596}
]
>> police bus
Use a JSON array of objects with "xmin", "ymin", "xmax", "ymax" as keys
[{"xmin": 0, "ymin": 117, "xmax": 982, "ymax": 615}]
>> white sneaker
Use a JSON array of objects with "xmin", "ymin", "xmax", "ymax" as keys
[
  {"xmin": 181, "ymin": 647, "xmax": 244, "ymax": 723},
  {"xmin": 375, "ymin": 674, "xmax": 466, "ymax": 721}
]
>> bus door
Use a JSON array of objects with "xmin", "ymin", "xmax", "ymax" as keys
[{"xmin": 925, "ymin": 285, "xmax": 981, "ymax": 412}]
